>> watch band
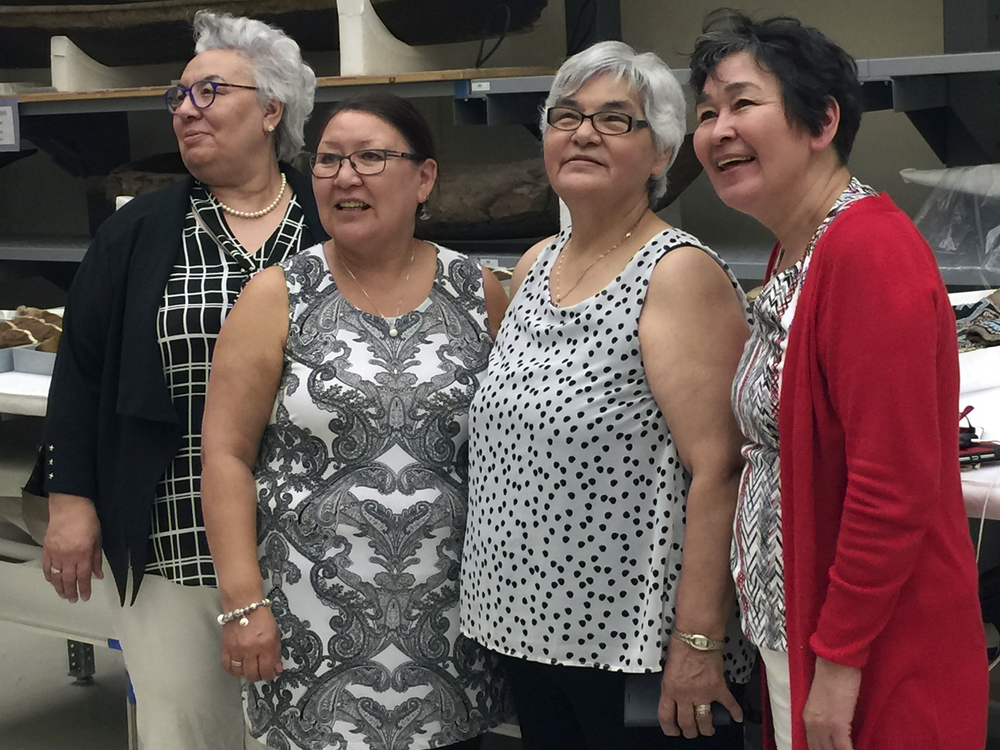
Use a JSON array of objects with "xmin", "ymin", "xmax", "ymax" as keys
[{"xmin": 671, "ymin": 630, "xmax": 725, "ymax": 652}]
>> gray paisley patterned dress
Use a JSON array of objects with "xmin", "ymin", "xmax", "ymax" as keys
[{"xmin": 248, "ymin": 243, "xmax": 506, "ymax": 750}]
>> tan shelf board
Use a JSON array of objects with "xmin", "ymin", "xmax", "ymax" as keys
[
  {"xmin": 14, "ymin": 66, "xmax": 557, "ymax": 105},
  {"xmin": 316, "ymin": 65, "xmax": 555, "ymax": 87}
]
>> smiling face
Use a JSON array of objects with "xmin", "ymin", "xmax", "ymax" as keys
[
  {"xmin": 693, "ymin": 51, "xmax": 818, "ymax": 225},
  {"xmin": 171, "ymin": 48, "xmax": 280, "ymax": 181},
  {"xmin": 312, "ymin": 109, "xmax": 437, "ymax": 245},
  {"xmin": 543, "ymin": 73, "xmax": 670, "ymax": 208}
]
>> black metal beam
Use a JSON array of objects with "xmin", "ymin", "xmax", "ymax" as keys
[
  {"xmin": 565, "ymin": 0, "xmax": 622, "ymax": 55},
  {"xmin": 944, "ymin": 0, "xmax": 1000, "ymax": 52}
]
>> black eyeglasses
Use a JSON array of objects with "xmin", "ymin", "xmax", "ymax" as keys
[
  {"xmin": 164, "ymin": 80, "xmax": 258, "ymax": 113},
  {"xmin": 309, "ymin": 149, "xmax": 425, "ymax": 178},
  {"xmin": 546, "ymin": 106, "xmax": 650, "ymax": 136}
]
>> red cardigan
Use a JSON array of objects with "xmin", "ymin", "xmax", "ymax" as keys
[{"xmin": 773, "ymin": 193, "xmax": 988, "ymax": 749}]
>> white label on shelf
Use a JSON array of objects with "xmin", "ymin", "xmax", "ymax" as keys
[
  {"xmin": 471, "ymin": 81, "xmax": 491, "ymax": 92},
  {"xmin": 0, "ymin": 98, "xmax": 19, "ymax": 151}
]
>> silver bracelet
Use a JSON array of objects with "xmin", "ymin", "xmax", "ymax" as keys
[{"xmin": 217, "ymin": 598, "xmax": 272, "ymax": 627}]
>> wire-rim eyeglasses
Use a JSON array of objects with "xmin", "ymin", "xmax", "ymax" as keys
[{"xmin": 310, "ymin": 148, "xmax": 426, "ymax": 178}]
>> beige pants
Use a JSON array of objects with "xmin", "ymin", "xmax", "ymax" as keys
[
  {"xmin": 104, "ymin": 573, "xmax": 267, "ymax": 750},
  {"xmin": 759, "ymin": 645, "xmax": 793, "ymax": 750}
]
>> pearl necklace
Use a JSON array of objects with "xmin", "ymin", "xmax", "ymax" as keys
[
  {"xmin": 337, "ymin": 245, "xmax": 417, "ymax": 338},
  {"xmin": 553, "ymin": 213, "xmax": 644, "ymax": 304},
  {"xmin": 212, "ymin": 172, "xmax": 287, "ymax": 219}
]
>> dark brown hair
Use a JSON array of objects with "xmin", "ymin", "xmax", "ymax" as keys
[
  {"xmin": 689, "ymin": 8, "xmax": 864, "ymax": 165},
  {"xmin": 316, "ymin": 92, "xmax": 436, "ymax": 161}
]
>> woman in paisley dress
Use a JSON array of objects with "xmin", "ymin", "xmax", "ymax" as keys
[{"xmin": 201, "ymin": 92, "xmax": 509, "ymax": 750}]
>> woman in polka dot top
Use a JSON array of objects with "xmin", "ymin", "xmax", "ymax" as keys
[{"xmin": 460, "ymin": 40, "xmax": 755, "ymax": 749}]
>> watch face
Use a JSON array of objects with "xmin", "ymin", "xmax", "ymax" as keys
[{"xmin": 693, "ymin": 636, "xmax": 709, "ymax": 648}]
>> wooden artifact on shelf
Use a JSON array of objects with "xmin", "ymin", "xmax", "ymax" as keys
[
  {"xmin": 0, "ymin": 0, "xmax": 549, "ymax": 74},
  {"xmin": 0, "ymin": 306, "xmax": 62, "ymax": 352},
  {"xmin": 101, "ymin": 135, "xmax": 704, "ymax": 244},
  {"xmin": 102, "ymin": 151, "xmax": 559, "ymax": 240},
  {"xmin": 417, "ymin": 157, "xmax": 558, "ymax": 241}
]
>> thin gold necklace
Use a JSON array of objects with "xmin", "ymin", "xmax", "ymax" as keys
[
  {"xmin": 337, "ymin": 245, "xmax": 417, "ymax": 338},
  {"xmin": 553, "ymin": 213, "xmax": 644, "ymax": 304},
  {"xmin": 212, "ymin": 172, "xmax": 287, "ymax": 219}
]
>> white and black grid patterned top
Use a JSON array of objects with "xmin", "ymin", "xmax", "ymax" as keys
[{"xmin": 146, "ymin": 180, "xmax": 315, "ymax": 586}]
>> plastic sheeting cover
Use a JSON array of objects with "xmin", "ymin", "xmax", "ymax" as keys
[{"xmin": 902, "ymin": 165, "xmax": 1000, "ymax": 285}]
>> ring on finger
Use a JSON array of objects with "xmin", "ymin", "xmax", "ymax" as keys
[
  {"xmin": 695, "ymin": 703, "xmax": 712, "ymax": 717},
  {"xmin": 231, "ymin": 660, "xmax": 243, "ymax": 668},
  {"xmin": 50, "ymin": 567, "xmax": 62, "ymax": 574}
]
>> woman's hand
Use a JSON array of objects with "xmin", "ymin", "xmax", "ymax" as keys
[
  {"xmin": 202, "ymin": 267, "xmax": 289, "ymax": 684},
  {"xmin": 658, "ymin": 644, "xmax": 743, "ymax": 738},
  {"xmin": 42, "ymin": 493, "xmax": 104, "ymax": 602},
  {"xmin": 803, "ymin": 657, "xmax": 861, "ymax": 750},
  {"xmin": 640, "ymin": 245, "xmax": 750, "ymax": 740},
  {"xmin": 222, "ymin": 605, "xmax": 283, "ymax": 682}
]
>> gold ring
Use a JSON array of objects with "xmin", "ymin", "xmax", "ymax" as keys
[
  {"xmin": 230, "ymin": 660, "xmax": 243, "ymax": 668},
  {"xmin": 50, "ymin": 567, "xmax": 61, "ymax": 574},
  {"xmin": 695, "ymin": 703, "xmax": 712, "ymax": 717}
]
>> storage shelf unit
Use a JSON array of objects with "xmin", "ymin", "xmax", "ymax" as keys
[
  {"xmin": 458, "ymin": 51, "xmax": 1000, "ymax": 170},
  {"xmin": 0, "ymin": 236, "xmax": 89, "ymax": 263},
  {"xmin": 6, "ymin": 52, "xmax": 1000, "ymax": 278}
]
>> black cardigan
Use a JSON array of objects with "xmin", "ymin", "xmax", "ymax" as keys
[{"xmin": 28, "ymin": 166, "xmax": 326, "ymax": 603}]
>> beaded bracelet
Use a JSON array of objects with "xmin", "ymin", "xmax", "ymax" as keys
[{"xmin": 217, "ymin": 598, "xmax": 272, "ymax": 627}]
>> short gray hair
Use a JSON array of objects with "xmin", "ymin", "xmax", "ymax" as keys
[
  {"xmin": 541, "ymin": 41, "xmax": 685, "ymax": 205},
  {"xmin": 193, "ymin": 11, "xmax": 316, "ymax": 163}
]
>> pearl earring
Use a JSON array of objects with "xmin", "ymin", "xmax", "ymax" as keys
[{"xmin": 267, "ymin": 125, "xmax": 275, "ymax": 132}]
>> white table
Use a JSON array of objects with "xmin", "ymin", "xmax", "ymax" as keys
[
  {"xmin": 0, "ymin": 371, "xmax": 49, "ymax": 417},
  {"xmin": 955, "ymin": 291, "xmax": 1000, "ymax": 521},
  {"xmin": 961, "ymin": 347, "xmax": 1000, "ymax": 521}
]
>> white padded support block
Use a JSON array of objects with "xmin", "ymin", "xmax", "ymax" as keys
[
  {"xmin": 338, "ymin": 0, "xmax": 474, "ymax": 76},
  {"xmin": 0, "ymin": 558, "xmax": 116, "ymax": 647},
  {"xmin": 0, "ymin": 538, "xmax": 43, "ymax": 561},
  {"xmin": 51, "ymin": 36, "xmax": 176, "ymax": 92}
]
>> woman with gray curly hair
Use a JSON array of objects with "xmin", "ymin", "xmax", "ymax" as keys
[
  {"xmin": 32, "ymin": 10, "xmax": 325, "ymax": 750},
  {"xmin": 190, "ymin": 9, "xmax": 315, "ymax": 163},
  {"xmin": 460, "ymin": 40, "xmax": 754, "ymax": 749}
]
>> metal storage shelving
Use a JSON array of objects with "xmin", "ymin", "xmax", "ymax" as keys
[{"xmin": 5, "ymin": 52, "xmax": 1000, "ymax": 280}]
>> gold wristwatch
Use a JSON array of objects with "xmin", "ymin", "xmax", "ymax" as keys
[{"xmin": 671, "ymin": 630, "xmax": 725, "ymax": 652}]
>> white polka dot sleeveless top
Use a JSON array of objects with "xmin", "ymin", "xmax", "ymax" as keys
[{"xmin": 461, "ymin": 227, "xmax": 754, "ymax": 679}]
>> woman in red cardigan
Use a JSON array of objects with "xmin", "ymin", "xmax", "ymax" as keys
[{"xmin": 689, "ymin": 10, "xmax": 988, "ymax": 750}]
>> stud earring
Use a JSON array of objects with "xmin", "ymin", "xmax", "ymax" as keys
[{"xmin": 267, "ymin": 125, "xmax": 276, "ymax": 132}]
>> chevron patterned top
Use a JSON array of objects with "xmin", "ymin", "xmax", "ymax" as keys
[{"xmin": 731, "ymin": 178, "xmax": 879, "ymax": 652}]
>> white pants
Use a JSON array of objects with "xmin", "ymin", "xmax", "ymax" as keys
[
  {"xmin": 759, "ymin": 645, "xmax": 793, "ymax": 750},
  {"xmin": 104, "ymin": 573, "xmax": 266, "ymax": 750}
]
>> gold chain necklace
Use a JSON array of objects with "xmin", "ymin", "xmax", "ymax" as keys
[
  {"xmin": 337, "ymin": 245, "xmax": 417, "ymax": 338},
  {"xmin": 212, "ymin": 172, "xmax": 287, "ymax": 219},
  {"xmin": 553, "ymin": 213, "xmax": 645, "ymax": 304}
]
